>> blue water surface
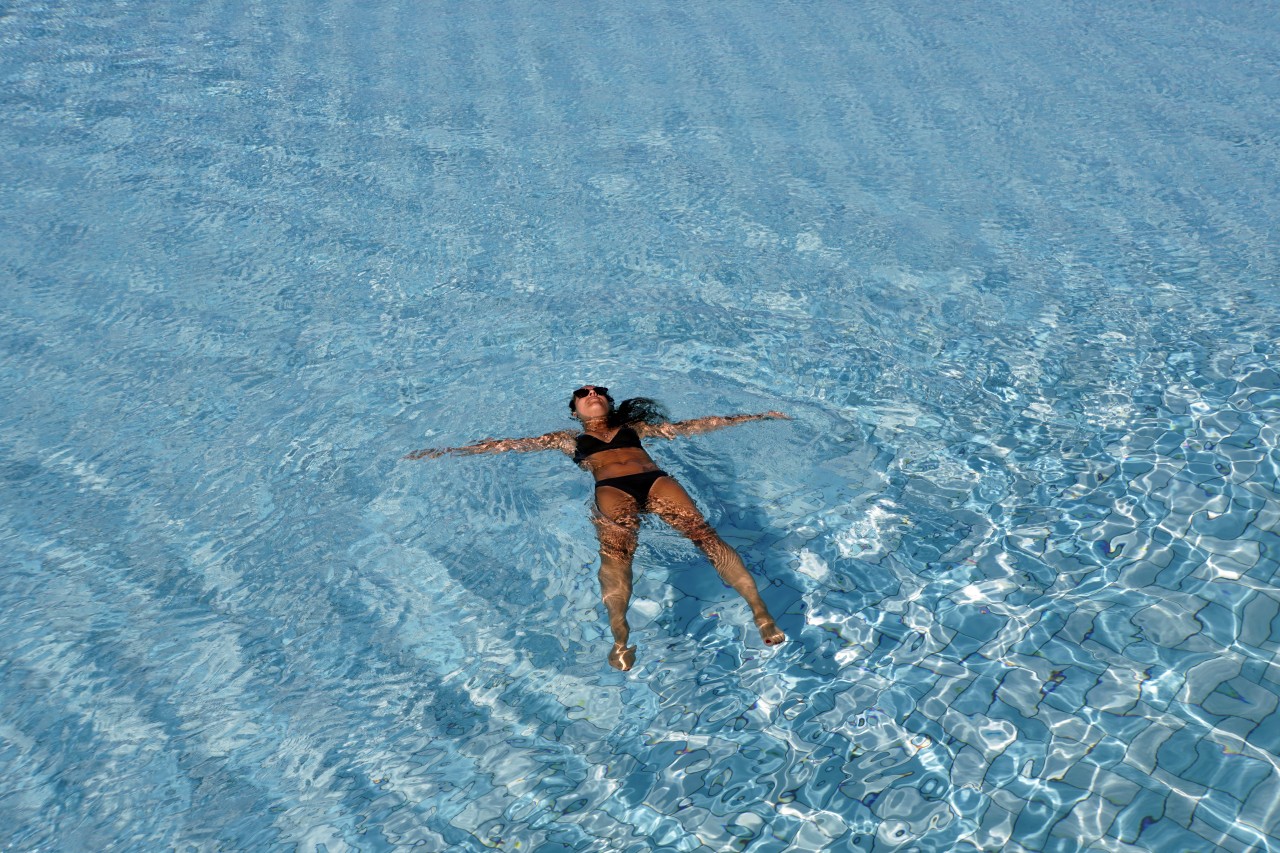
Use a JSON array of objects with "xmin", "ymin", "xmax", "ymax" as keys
[{"xmin": 3, "ymin": 0, "xmax": 1280, "ymax": 850}]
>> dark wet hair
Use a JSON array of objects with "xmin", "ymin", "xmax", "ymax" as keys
[
  {"xmin": 569, "ymin": 390, "xmax": 669, "ymax": 428},
  {"xmin": 608, "ymin": 397, "xmax": 669, "ymax": 428}
]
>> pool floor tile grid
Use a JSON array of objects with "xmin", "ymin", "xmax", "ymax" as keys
[{"xmin": 3, "ymin": 0, "xmax": 1280, "ymax": 849}]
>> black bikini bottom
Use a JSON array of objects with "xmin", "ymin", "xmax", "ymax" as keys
[{"xmin": 594, "ymin": 470, "xmax": 668, "ymax": 509}]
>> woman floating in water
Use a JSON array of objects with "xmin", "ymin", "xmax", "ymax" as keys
[{"xmin": 406, "ymin": 385, "xmax": 788, "ymax": 671}]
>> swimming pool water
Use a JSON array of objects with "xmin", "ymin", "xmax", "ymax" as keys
[{"xmin": 3, "ymin": 0, "xmax": 1279, "ymax": 850}]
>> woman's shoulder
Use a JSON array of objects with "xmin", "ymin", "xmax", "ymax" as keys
[{"xmin": 536, "ymin": 429, "xmax": 579, "ymax": 454}]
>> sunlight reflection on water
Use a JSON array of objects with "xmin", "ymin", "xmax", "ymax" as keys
[{"xmin": 2, "ymin": 0, "xmax": 1280, "ymax": 850}]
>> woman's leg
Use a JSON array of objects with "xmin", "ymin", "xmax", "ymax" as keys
[
  {"xmin": 593, "ymin": 487, "xmax": 641, "ymax": 670},
  {"xmin": 648, "ymin": 477, "xmax": 785, "ymax": 645}
]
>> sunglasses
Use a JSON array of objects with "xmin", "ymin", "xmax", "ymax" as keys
[{"xmin": 573, "ymin": 386, "xmax": 609, "ymax": 399}]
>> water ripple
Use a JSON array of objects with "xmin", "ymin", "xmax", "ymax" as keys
[{"xmin": 4, "ymin": 0, "xmax": 1280, "ymax": 850}]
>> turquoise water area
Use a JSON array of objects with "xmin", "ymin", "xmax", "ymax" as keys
[{"xmin": 3, "ymin": 0, "xmax": 1279, "ymax": 850}]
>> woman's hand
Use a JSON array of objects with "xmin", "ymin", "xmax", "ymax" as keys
[{"xmin": 762, "ymin": 411, "xmax": 790, "ymax": 420}]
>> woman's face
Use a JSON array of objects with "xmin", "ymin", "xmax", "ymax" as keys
[{"xmin": 572, "ymin": 386, "xmax": 611, "ymax": 420}]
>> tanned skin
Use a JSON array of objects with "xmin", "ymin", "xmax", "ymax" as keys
[{"xmin": 405, "ymin": 386, "xmax": 788, "ymax": 671}]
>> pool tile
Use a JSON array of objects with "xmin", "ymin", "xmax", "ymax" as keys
[
  {"xmin": 1239, "ymin": 770, "xmax": 1280, "ymax": 838},
  {"xmin": 1059, "ymin": 608, "xmax": 1100, "ymax": 645},
  {"xmin": 1246, "ymin": 706, "xmax": 1280, "ymax": 755},
  {"xmin": 1132, "ymin": 599, "xmax": 1203, "ymax": 647},
  {"xmin": 1084, "ymin": 667, "xmax": 1142, "ymax": 714},
  {"xmin": 1048, "ymin": 792, "xmax": 1126, "ymax": 846},
  {"xmin": 996, "ymin": 666, "xmax": 1044, "ymax": 719},
  {"xmin": 1239, "ymin": 656, "xmax": 1280, "ymax": 688},
  {"xmin": 1248, "ymin": 595, "xmax": 1280, "ymax": 650},
  {"xmin": 1039, "ymin": 665, "xmax": 1102, "ymax": 715},
  {"xmin": 1059, "ymin": 763, "xmax": 1140, "ymax": 807},
  {"xmin": 1202, "ymin": 676, "xmax": 1279, "ymax": 722},
  {"xmin": 1188, "ymin": 810, "xmax": 1273, "ymax": 853},
  {"xmin": 1129, "ymin": 811, "xmax": 1227, "ymax": 852},
  {"xmin": 1184, "ymin": 740, "xmax": 1272, "ymax": 798},
  {"xmin": 1209, "ymin": 713, "xmax": 1258, "ymax": 748},
  {"xmin": 1009, "ymin": 610, "xmax": 1068, "ymax": 656},
  {"xmin": 1136, "ymin": 666, "xmax": 1189, "ymax": 711},
  {"xmin": 1152, "ymin": 728, "xmax": 1200, "ymax": 775},
  {"xmin": 1011, "ymin": 796, "xmax": 1079, "ymax": 851},
  {"xmin": 1117, "ymin": 557, "xmax": 1167, "ymax": 590},
  {"xmin": 1149, "ymin": 769, "xmax": 1208, "ymax": 828},
  {"xmin": 972, "ymin": 801, "xmax": 1019, "ymax": 849},
  {"xmin": 1034, "ymin": 706, "xmax": 1105, "ymax": 751},
  {"xmin": 1111, "ymin": 787, "xmax": 1170, "ymax": 844},
  {"xmin": 951, "ymin": 674, "xmax": 1003, "ymax": 716},
  {"xmin": 950, "ymin": 745, "xmax": 989, "ymax": 792},
  {"xmin": 1178, "ymin": 654, "xmax": 1245, "ymax": 705}
]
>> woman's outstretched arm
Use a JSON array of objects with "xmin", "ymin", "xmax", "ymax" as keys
[
  {"xmin": 638, "ymin": 411, "xmax": 788, "ymax": 440},
  {"xmin": 404, "ymin": 430, "xmax": 575, "ymax": 460}
]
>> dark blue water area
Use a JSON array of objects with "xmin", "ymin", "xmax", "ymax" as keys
[{"xmin": 2, "ymin": 0, "xmax": 1279, "ymax": 850}]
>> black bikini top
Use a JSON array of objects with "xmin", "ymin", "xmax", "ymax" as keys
[{"xmin": 574, "ymin": 425, "xmax": 643, "ymax": 464}]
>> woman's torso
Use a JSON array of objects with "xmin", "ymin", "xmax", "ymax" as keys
[{"xmin": 575, "ymin": 425, "xmax": 660, "ymax": 480}]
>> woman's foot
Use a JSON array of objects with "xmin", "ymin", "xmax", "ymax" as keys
[
  {"xmin": 608, "ymin": 642, "xmax": 637, "ymax": 671},
  {"xmin": 755, "ymin": 616, "xmax": 786, "ymax": 646}
]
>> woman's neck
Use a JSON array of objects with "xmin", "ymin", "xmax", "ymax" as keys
[{"xmin": 580, "ymin": 416, "xmax": 610, "ymax": 433}]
